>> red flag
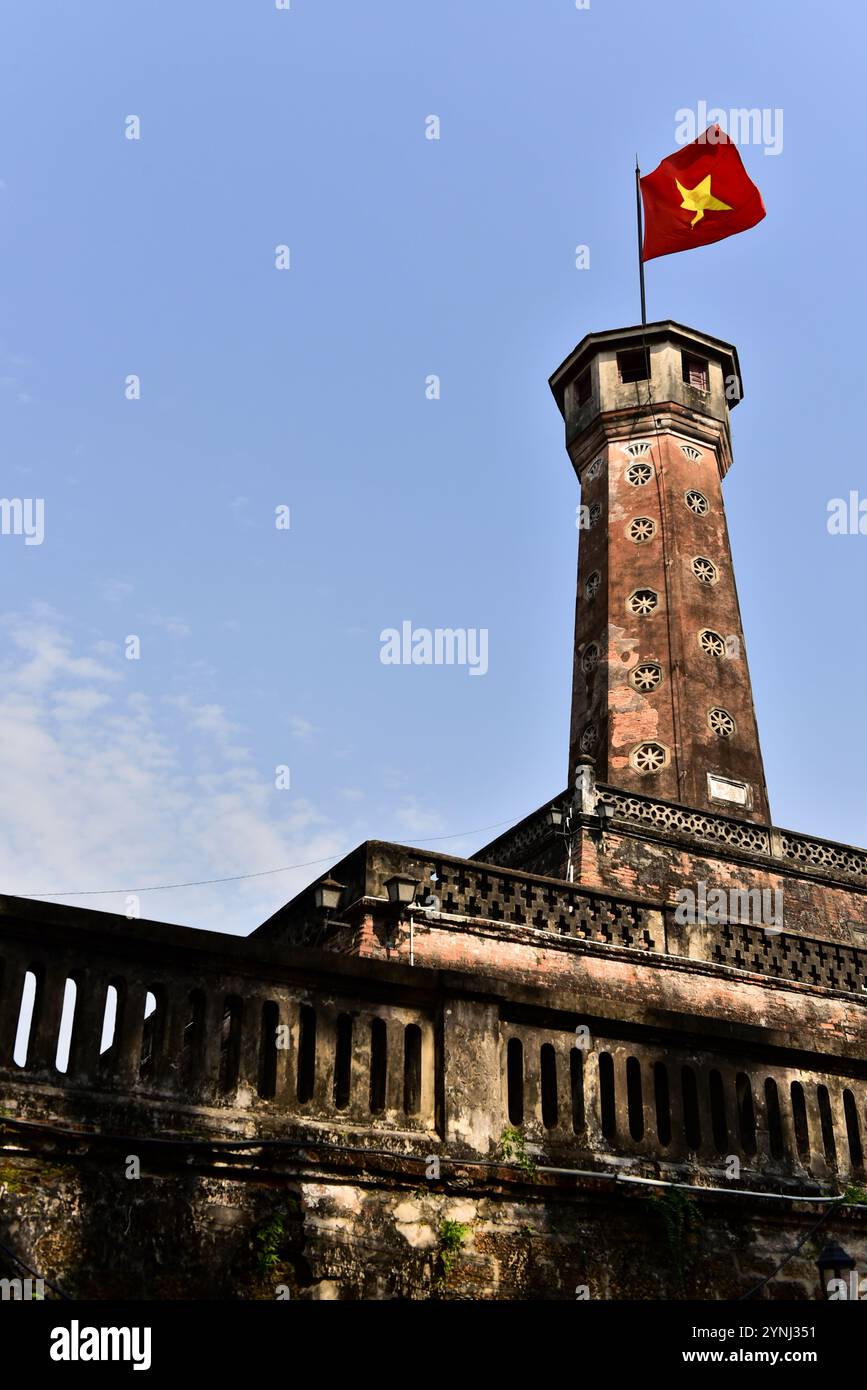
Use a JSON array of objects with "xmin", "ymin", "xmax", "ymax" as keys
[{"xmin": 640, "ymin": 126, "xmax": 766, "ymax": 262}]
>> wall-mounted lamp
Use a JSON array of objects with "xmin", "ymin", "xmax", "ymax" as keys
[
  {"xmin": 593, "ymin": 798, "xmax": 616, "ymax": 851},
  {"xmin": 817, "ymin": 1241, "xmax": 856, "ymax": 1299},
  {"xmin": 313, "ymin": 876, "xmax": 344, "ymax": 913},
  {"xmin": 597, "ymin": 800, "xmax": 616, "ymax": 828},
  {"xmin": 384, "ymin": 874, "xmax": 420, "ymax": 908},
  {"xmin": 383, "ymin": 874, "xmax": 421, "ymax": 963},
  {"xmin": 547, "ymin": 802, "xmax": 575, "ymax": 881}
]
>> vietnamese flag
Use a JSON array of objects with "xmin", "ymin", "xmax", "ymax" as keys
[{"xmin": 640, "ymin": 126, "xmax": 765, "ymax": 262}]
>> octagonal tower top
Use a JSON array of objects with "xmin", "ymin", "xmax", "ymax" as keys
[{"xmin": 549, "ymin": 321, "xmax": 744, "ymax": 483}]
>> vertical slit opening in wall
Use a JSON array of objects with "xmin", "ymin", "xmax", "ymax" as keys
[
  {"xmin": 626, "ymin": 1056, "xmax": 644, "ymax": 1141},
  {"xmin": 139, "ymin": 988, "xmax": 166, "ymax": 1082},
  {"xmin": 599, "ymin": 1052, "xmax": 616, "ymax": 1140},
  {"xmin": 13, "ymin": 968, "xmax": 42, "ymax": 1069},
  {"xmin": 843, "ymin": 1090, "xmax": 863, "ymax": 1172},
  {"xmin": 765, "ymin": 1078, "xmax": 785, "ymax": 1160},
  {"xmin": 709, "ymin": 1069, "xmax": 727, "ymax": 1153},
  {"xmin": 817, "ymin": 1085, "xmax": 837, "ymax": 1167},
  {"xmin": 791, "ymin": 1080, "xmax": 810, "ymax": 1161},
  {"xmin": 54, "ymin": 977, "xmax": 79, "ymax": 1074},
  {"xmin": 403, "ymin": 1023, "xmax": 421, "ymax": 1116},
  {"xmin": 540, "ymin": 1044, "xmax": 558, "ymax": 1130},
  {"xmin": 296, "ymin": 1004, "xmax": 316, "ymax": 1103},
  {"xmin": 369, "ymin": 1017, "xmax": 387, "ymax": 1113},
  {"xmin": 570, "ymin": 1049, "xmax": 585, "ymax": 1134},
  {"xmin": 67, "ymin": 974, "xmax": 95, "ymax": 1077},
  {"xmin": 99, "ymin": 980, "xmax": 124, "ymax": 1072},
  {"xmin": 181, "ymin": 989, "xmax": 206, "ymax": 1087},
  {"xmin": 258, "ymin": 1000, "xmax": 279, "ymax": 1099},
  {"xmin": 333, "ymin": 1012, "xmax": 353, "ymax": 1110},
  {"xmin": 681, "ymin": 1066, "xmax": 701, "ymax": 1150},
  {"xmin": 218, "ymin": 995, "xmax": 242, "ymax": 1094},
  {"xmin": 654, "ymin": 1062, "xmax": 671, "ymax": 1146},
  {"xmin": 507, "ymin": 1038, "xmax": 524, "ymax": 1126},
  {"xmin": 736, "ymin": 1073, "xmax": 757, "ymax": 1155}
]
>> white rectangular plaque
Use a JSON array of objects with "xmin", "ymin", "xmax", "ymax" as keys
[{"xmin": 707, "ymin": 774, "xmax": 750, "ymax": 807}]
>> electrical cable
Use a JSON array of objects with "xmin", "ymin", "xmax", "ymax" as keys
[
  {"xmin": 0, "ymin": 1235, "xmax": 72, "ymax": 1300},
  {"xmin": 1, "ymin": 1113, "xmax": 855, "ymax": 1205},
  {"xmin": 736, "ymin": 1197, "xmax": 845, "ymax": 1301},
  {"xmin": 18, "ymin": 814, "xmax": 525, "ymax": 900},
  {"xmin": 4, "ymin": 1114, "xmax": 857, "ymax": 1301}
]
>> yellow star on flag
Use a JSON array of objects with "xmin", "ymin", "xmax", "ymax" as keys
[{"xmin": 675, "ymin": 175, "xmax": 733, "ymax": 228}]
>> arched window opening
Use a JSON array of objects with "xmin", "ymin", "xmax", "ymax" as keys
[
  {"xmin": 507, "ymin": 1038, "xmax": 524, "ymax": 1126},
  {"xmin": 709, "ymin": 1070, "xmax": 727, "ymax": 1153},
  {"xmin": 765, "ymin": 1078, "xmax": 785, "ymax": 1160},
  {"xmin": 403, "ymin": 1024, "xmax": 422, "ymax": 1116},
  {"xmin": 296, "ymin": 1004, "xmax": 316, "ymax": 1103},
  {"xmin": 540, "ymin": 1044, "xmax": 558, "ymax": 1130},
  {"xmin": 681, "ymin": 1066, "xmax": 701, "ymax": 1150},
  {"xmin": 626, "ymin": 1057, "xmax": 644, "ymax": 1141},
  {"xmin": 654, "ymin": 1062, "xmax": 671, "ymax": 1147},
  {"xmin": 333, "ymin": 1012, "xmax": 353, "ymax": 1110},
  {"xmin": 369, "ymin": 1017, "xmax": 387, "ymax": 1114},
  {"xmin": 736, "ymin": 1073, "xmax": 757, "ymax": 1155},
  {"xmin": 599, "ymin": 1052, "xmax": 616, "ymax": 1140}
]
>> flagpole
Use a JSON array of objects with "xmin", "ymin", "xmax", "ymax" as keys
[{"xmin": 635, "ymin": 156, "xmax": 647, "ymax": 326}]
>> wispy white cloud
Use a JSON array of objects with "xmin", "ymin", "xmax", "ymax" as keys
[
  {"xmin": 100, "ymin": 578, "xmax": 133, "ymax": 605},
  {"xmin": 393, "ymin": 799, "xmax": 446, "ymax": 836},
  {"xmin": 288, "ymin": 714, "xmax": 315, "ymax": 740},
  {"xmin": 148, "ymin": 612, "xmax": 191, "ymax": 638},
  {"xmin": 0, "ymin": 612, "xmax": 346, "ymax": 934}
]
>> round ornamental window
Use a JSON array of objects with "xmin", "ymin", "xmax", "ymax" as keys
[
  {"xmin": 630, "ymin": 661, "xmax": 663, "ymax": 692},
  {"xmin": 627, "ymin": 516, "xmax": 656, "ymax": 544},
  {"xmin": 630, "ymin": 742, "xmax": 669, "ymax": 773},
  {"xmin": 582, "ymin": 643, "xmax": 600, "ymax": 675},
  {"xmin": 585, "ymin": 571, "xmax": 601, "ymax": 601},
  {"xmin": 628, "ymin": 589, "xmax": 659, "ymax": 616},
  {"xmin": 579, "ymin": 724, "xmax": 598, "ymax": 753},
  {"xmin": 685, "ymin": 489, "xmax": 709, "ymax": 515},
  {"xmin": 699, "ymin": 629, "xmax": 726, "ymax": 658},
  {"xmin": 692, "ymin": 556, "xmax": 718, "ymax": 584},
  {"xmin": 708, "ymin": 707, "xmax": 736, "ymax": 738},
  {"xmin": 626, "ymin": 462, "xmax": 653, "ymax": 487}
]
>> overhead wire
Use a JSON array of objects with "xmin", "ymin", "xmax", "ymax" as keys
[{"xmin": 18, "ymin": 813, "xmax": 526, "ymax": 900}]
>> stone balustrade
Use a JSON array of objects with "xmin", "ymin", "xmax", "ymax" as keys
[{"xmin": 2, "ymin": 889, "xmax": 866, "ymax": 1189}]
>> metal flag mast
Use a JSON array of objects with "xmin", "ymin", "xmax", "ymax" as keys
[{"xmin": 635, "ymin": 154, "xmax": 647, "ymax": 326}]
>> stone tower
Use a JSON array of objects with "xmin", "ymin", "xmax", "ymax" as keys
[
  {"xmin": 549, "ymin": 321, "xmax": 770, "ymax": 825},
  {"xmin": 5, "ymin": 320, "xmax": 867, "ymax": 1309}
]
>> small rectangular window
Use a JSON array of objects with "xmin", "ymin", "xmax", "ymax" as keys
[
  {"xmin": 682, "ymin": 353, "xmax": 709, "ymax": 392},
  {"xmin": 617, "ymin": 348, "xmax": 649, "ymax": 384},
  {"xmin": 575, "ymin": 368, "xmax": 591, "ymax": 407}
]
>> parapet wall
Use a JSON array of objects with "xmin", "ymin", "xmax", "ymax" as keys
[
  {"xmin": 3, "ymin": 825, "xmax": 867, "ymax": 1300},
  {"xmin": 2, "ymin": 886, "xmax": 866, "ymax": 1188}
]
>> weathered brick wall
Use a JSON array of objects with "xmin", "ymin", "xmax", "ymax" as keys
[
  {"xmin": 577, "ymin": 827, "xmax": 867, "ymax": 946},
  {"xmin": 2, "ymin": 1150, "xmax": 865, "ymax": 1300}
]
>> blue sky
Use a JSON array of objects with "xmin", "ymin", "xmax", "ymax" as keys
[{"xmin": 0, "ymin": 0, "xmax": 863, "ymax": 934}]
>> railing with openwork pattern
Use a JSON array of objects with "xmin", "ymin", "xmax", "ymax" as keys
[{"xmin": 476, "ymin": 782, "xmax": 867, "ymax": 890}]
